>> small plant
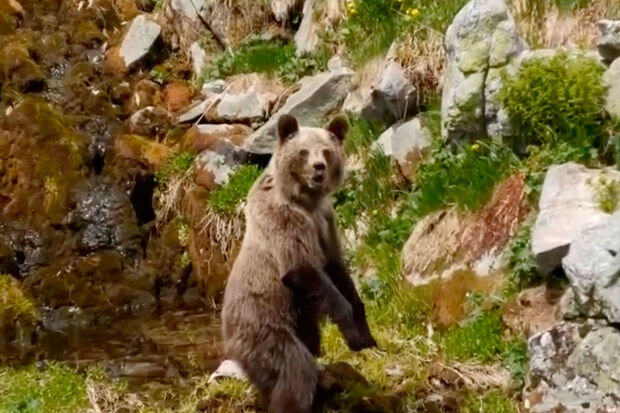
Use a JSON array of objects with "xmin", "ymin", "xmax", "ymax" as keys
[
  {"xmin": 500, "ymin": 52, "xmax": 607, "ymax": 152},
  {"xmin": 150, "ymin": 66, "xmax": 169, "ymax": 85},
  {"xmin": 0, "ymin": 274, "xmax": 38, "ymax": 327},
  {"xmin": 208, "ymin": 164, "xmax": 263, "ymax": 216},
  {"xmin": 155, "ymin": 152, "xmax": 196, "ymax": 186},
  {"xmin": 201, "ymin": 38, "xmax": 325, "ymax": 84},
  {"xmin": 502, "ymin": 338, "xmax": 529, "ymax": 388},
  {"xmin": 591, "ymin": 172, "xmax": 620, "ymax": 213},
  {"xmin": 504, "ymin": 216, "xmax": 538, "ymax": 295}
]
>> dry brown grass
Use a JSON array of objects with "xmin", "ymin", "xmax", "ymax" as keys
[
  {"xmin": 509, "ymin": 0, "xmax": 620, "ymax": 49},
  {"xmin": 394, "ymin": 29, "xmax": 445, "ymax": 105},
  {"xmin": 403, "ymin": 174, "xmax": 528, "ymax": 282}
]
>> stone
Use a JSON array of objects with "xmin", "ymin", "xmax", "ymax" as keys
[
  {"xmin": 361, "ymin": 61, "xmax": 417, "ymax": 123},
  {"xmin": 171, "ymin": 0, "xmax": 207, "ymax": 21},
  {"xmin": 373, "ymin": 117, "xmax": 431, "ymax": 180},
  {"xmin": 189, "ymin": 41, "xmax": 208, "ymax": 78},
  {"xmin": 119, "ymin": 15, "xmax": 161, "ymax": 69},
  {"xmin": 214, "ymin": 88, "xmax": 270, "ymax": 123},
  {"xmin": 271, "ymin": 0, "xmax": 302, "ymax": 23},
  {"xmin": 441, "ymin": 0, "xmax": 526, "ymax": 142},
  {"xmin": 177, "ymin": 99, "xmax": 214, "ymax": 123},
  {"xmin": 532, "ymin": 163, "xmax": 620, "ymax": 275},
  {"xmin": 114, "ymin": 134, "xmax": 172, "ymax": 168},
  {"xmin": 562, "ymin": 210, "xmax": 620, "ymax": 323},
  {"xmin": 245, "ymin": 69, "xmax": 354, "ymax": 154},
  {"xmin": 202, "ymin": 79, "xmax": 227, "ymax": 97},
  {"xmin": 328, "ymin": 55, "xmax": 347, "ymax": 72},
  {"xmin": 597, "ymin": 19, "xmax": 620, "ymax": 62},
  {"xmin": 194, "ymin": 140, "xmax": 246, "ymax": 190},
  {"xmin": 502, "ymin": 285, "xmax": 562, "ymax": 338},
  {"xmin": 183, "ymin": 124, "xmax": 253, "ymax": 153},
  {"xmin": 128, "ymin": 106, "xmax": 172, "ymax": 137},
  {"xmin": 604, "ymin": 58, "xmax": 620, "ymax": 120},
  {"xmin": 294, "ymin": 0, "xmax": 319, "ymax": 55},
  {"xmin": 526, "ymin": 322, "xmax": 620, "ymax": 413},
  {"xmin": 208, "ymin": 359, "xmax": 247, "ymax": 383}
]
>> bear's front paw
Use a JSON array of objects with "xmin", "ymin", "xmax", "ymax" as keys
[{"xmin": 345, "ymin": 330, "xmax": 377, "ymax": 352}]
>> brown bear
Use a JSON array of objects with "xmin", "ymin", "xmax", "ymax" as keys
[{"xmin": 221, "ymin": 114, "xmax": 376, "ymax": 413}]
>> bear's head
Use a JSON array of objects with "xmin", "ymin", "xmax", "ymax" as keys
[{"xmin": 274, "ymin": 114, "xmax": 348, "ymax": 207}]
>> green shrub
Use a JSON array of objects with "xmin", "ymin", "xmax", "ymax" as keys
[
  {"xmin": 154, "ymin": 152, "xmax": 196, "ymax": 186},
  {"xmin": 209, "ymin": 164, "xmax": 263, "ymax": 216},
  {"xmin": 500, "ymin": 52, "xmax": 607, "ymax": 151},
  {"xmin": 410, "ymin": 141, "xmax": 517, "ymax": 215},
  {"xmin": 0, "ymin": 363, "xmax": 89, "ymax": 413},
  {"xmin": 201, "ymin": 38, "xmax": 325, "ymax": 84}
]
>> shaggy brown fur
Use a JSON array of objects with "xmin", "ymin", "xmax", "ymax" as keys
[{"xmin": 222, "ymin": 114, "xmax": 376, "ymax": 413}]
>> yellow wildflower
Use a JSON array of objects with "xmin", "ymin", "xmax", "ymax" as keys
[
  {"xmin": 471, "ymin": 143, "xmax": 481, "ymax": 152},
  {"xmin": 406, "ymin": 7, "xmax": 420, "ymax": 18}
]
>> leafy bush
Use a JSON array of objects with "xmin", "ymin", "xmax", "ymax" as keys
[
  {"xmin": 504, "ymin": 216, "xmax": 539, "ymax": 295},
  {"xmin": 154, "ymin": 152, "xmax": 196, "ymax": 186},
  {"xmin": 500, "ymin": 52, "xmax": 607, "ymax": 151},
  {"xmin": 441, "ymin": 311, "xmax": 506, "ymax": 362},
  {"xmin": 410, "ymin": 141, "xmax": 517, "ymax": 215},
  {"xmin": 201, "ymin": 38, "xmax": 325, "ymax": 84},
  {"xmin": 209, "ymin": 164, "xmax": 263, "ymax": 216},
  {"xmin": 0, "ymin": 363, "xmax": 89, "ymax": 413}
]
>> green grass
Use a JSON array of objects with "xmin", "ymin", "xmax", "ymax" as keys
[
  {"xmin": 336, "ymin": 0, "xmax": 468, "ymax": 67},
  {"xmin": 208, "ymin": 164, "xmax": 263, "ymax": 216},
  {"xmin": 463, "ymin": 390, "xmax": 517, "ymax": 413},
  {"xmin": 410, "ymin": 140, "xmax": 518, "ymax": 215},
  {"xmin": 500, "ymin": 52, "xmax": 607, "ymax": 153},
  {"xmin": 201, "ymin": 38, "xmax": 326, "ymax": 84},
  {"xmin": 0, "ymin": 363, "xmax": 89, "ymax": 413},
  {"xmin": 441, "ymin": 311, "xmax": 505, "ymax": 363},
  {"xmin": 154, "ymin": 152, "xmax": 196, "ymax": 186}
]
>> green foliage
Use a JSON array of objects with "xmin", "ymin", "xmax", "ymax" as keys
[
  {"xmin": 502, "ymin": 338, "xmax": 529, "ymax": 388},
  {"xmin": 504, "ymin": 216, "xmax": 539, "ymax": 295},
  {"xmin": 500, "ymin": 52, "xmax": 607, "ymax": 151},
  {"xmin": 209, "ymin": 164, "xmax": 263, "ymax": 216},
  {"xmin": 338, "ymin": 0, "xmax": 468, "ymax": 67},
  {"xmin": 411, "ymin": 141, "xmax": 517, "ymax": 215},
  {"xmin": 201, "ymin": 38, "xmax": 325, "ymax": 84},
  {"xmin": 0, "ymin": 274, "xmax": 38, "ymax": 326},
  {"xmin": 0, "ymin": 363, "xmax": 89, "ymax": 413},
  {"xmin": 592, "ymin": 173, "xmax": 620, "ymax": 213},
  {"xmin": 463, "ymin": 390, "xmax": 517, "ymax": 413},
  {"xmin": 150, "ymin": 65, "xmax": 169, "ymax": 85},
  {"xmin": 155, "ymin": 152, "xmax": 196, "ymax": 186}
]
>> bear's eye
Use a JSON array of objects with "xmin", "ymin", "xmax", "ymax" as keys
[
  {"xmin": 322, "ymin": 149, "xmax": 331, "ymax": 162},
  {"xmin": 299, "ymin": 149, "xmax": 309, "ymax": 158}
]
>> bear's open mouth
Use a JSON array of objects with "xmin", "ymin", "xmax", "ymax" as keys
[{"xmin": 311, "ymin": 174, "xmax": 325, "ymax": 185}]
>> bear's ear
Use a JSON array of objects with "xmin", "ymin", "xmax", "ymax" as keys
[
  {"xmin": 327, "ymin": 115, "xmax": 348, "ymax": 143},
  {"xmin": 278, "ymin": 114, "xmax": 299, "ymax": 144}
]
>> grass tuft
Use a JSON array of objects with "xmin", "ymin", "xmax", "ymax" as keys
[
  {"xmin": 0, "ymin": 274, "xmax": 38, "ymax": 327},
  {"xmin": 208, "ymin": 164, "xmax": 263, "ymax": 216},
  {"xmin": 155, "ymin": 152, "xmax": 196, "ymax": 187}
]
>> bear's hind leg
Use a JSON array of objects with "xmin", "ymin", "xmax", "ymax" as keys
[{"xmin": 269, "ymin": 337, "xmax": 318, "ymax": 413}]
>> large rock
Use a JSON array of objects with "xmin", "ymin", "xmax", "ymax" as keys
[
  {"xmin": 212, "ymin": 87, "xmax": 273, "ymax": 123},
  {"xmin": 362, "ymin": 61, "xmax": 417, "ymax": 123},
  {"xmin": 182, "ymin": 124, "xmax": 252, "ymax": 153},
  {"xmin": 119, "ymin": 15, "xmax": 161, "ymax": 69},
  {"xmin": 525, "ymin": 322, "xmax": 620, "ymax": 412},
  {"xmin": 245, "ymin": 69, "xmax": 354, "ymax": 154},
  {"xmin": 441, "ymin": 0, "xmax": 526, "ymax": 142},
  {"xmin": 604, "ymin": 58, "xmax": 620, "ymax": 120},
  {"xmin": 562, "ymin": 211, "xmax": 620, "ymax": 323},
  {"xmin": 295, "ymin": 0, "xmax": 319, "ymax": 55},
  {"xmin": 373, "ymin": 117, "xmax": 431, "ymax": 180},
  {"xmin": 171, "ymin": 0, "xmax": 207, "ymax": 20},
  {"xmin": 597, "ymin": 20, "xmax": 620, "ymax": 62},
  {"xmin": 194, "ymin": 140, "xmax": 246, "ymax": 190},
  {"xmin": 532, "ymin": 163, "xmax": 620, "ymax": 275}
]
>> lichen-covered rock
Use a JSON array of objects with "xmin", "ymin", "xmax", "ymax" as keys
[
  {"xmin": 362, "ymin": 60, "xmax": 417, "ymax": 123},
  {"xmin": 189, "ymin": 41, "xmax": 208, "ymax": 78},
  {"xmin": 441, "ymin": 0, "xmax": 526, "ymax": 142},
  {"xmin": 597, "ymin": 19, "xmax": 620, "ymax": 62},
  {"xmin": 562, "ymin": 210, "xmax": 620, "ymax": 323},
  {"xmin": 128, "ymin": 106, "xmax": 173, "ymax": 137},
  {"xmin": 194, "ymin": 140, "xmax": 246, "ymax": 190},
  {"xmin": 525, "ymin": 322, "xmax": 620, "ymax": 412},
  {"xmin": 245, "ymin": 69, "xmax": 354, "ymax": 154},
  {"xmin": 212, "ymin": 88, "xmax": 272, "ymax": 123},
  {"xmin": 182, "ymin": 124, "xmax": 252, "ymax": 153},
  {"xmin": 604, "ymin": 58, "xmax": 620, "ymax": 120},
  {"xmin": 119, "ymin": 14, "xmax": 161, "ymax": 69},
  {"xmin": 532, "ymin": 163, "xmax": 620, "ymax": 275},
  {"xmin": 373, "ymin": 117, "xmax": 431, "ymax": 180}
]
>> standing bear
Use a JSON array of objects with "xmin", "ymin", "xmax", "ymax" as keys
[{"xmin": 222, "ymin": 114, "xmax": 377, "ymax": 413}]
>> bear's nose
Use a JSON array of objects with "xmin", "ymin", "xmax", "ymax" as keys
[{"xmin": 313, "ymin": 162, "xmax": 326, "ymax": 171}]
